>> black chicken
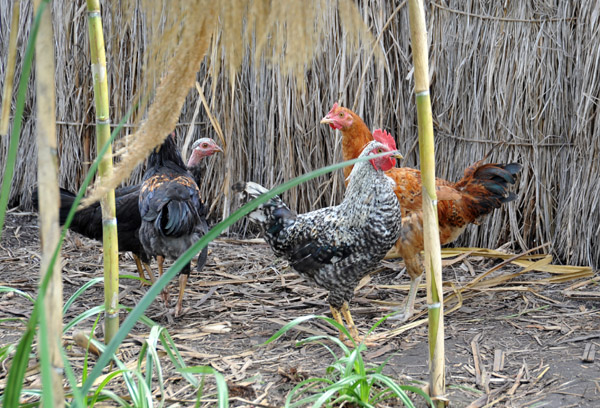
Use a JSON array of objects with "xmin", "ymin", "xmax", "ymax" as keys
[
  {"xmin": 139, "ymin": 134, "xmax": 208, "ymax": 317},
  {"xmin": 234, "ymin": 129, "xmax": 403, "ymax": 343},
  {"xmin": 34, "ymin": 137, "xmax": 222, "ymax": 294},
  {"xmin": 50, "ymin": 186, "xmax": 153, "ymax": 282}
]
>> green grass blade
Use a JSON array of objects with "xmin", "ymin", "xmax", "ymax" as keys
[
  {"xmin": 0, "ymin": 286, "xmax": 35, "ymax": 303},
  {"xmin": 159, "ymin": 329, "xmax": 199, "ymax": 387},
  {"xmin": 63, "ymin": 305, "xmax": 105, "ymax": 334},
  {"xmin": 145, "ymin": 325, "xmax": 165, "ymax": 406},
  {"xmin": 0, "ymin": 1, "xmax": 47, "ymax": 238},
  {"xmin": 264, "ymin": 314, "xmax": 354, "ymax": 351},
  {"xmin": 63, "ymin": 277, "xmax": 104, "ymax": 314},
  {"xmin": 3, "ymin": 325, "xmax": 36, "ymax": 408},
  {"xmin": 94, "ymin": 389, "xmax": 132, "ymax": 407},
  {"xmin": 90, "ymin": 369, "xmax": 134, "ymax": 407},
  {"xmin": 60, "ymin": 344, "xmax": 86, "ymax": 407},
  {"xmin": 179, "ymin": 366, "xmax": 229, "ymax": 408},
  {"xmin": 78, "ymin": 151, "xmax": 390, "ymax": 399},
  {"xmin": 286, "ymin": 378, "xmax": 334, "ymax": 408}
]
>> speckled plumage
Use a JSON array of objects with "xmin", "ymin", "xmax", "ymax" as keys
[{"xmin": 234, "ymin": 140, "xmax": 402, "ymax": 310}]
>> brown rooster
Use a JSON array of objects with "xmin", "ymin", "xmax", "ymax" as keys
[{"xmin": 321, "ymin": 103, "xmax": 521, "ymax": 321}]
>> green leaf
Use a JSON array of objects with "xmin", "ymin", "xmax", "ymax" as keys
[
  {"xmin": 63, "ymin": 277, "xmax": 104, "ymax": 314},
  {"xmin": 63, "ymin": 305, "xmax": 105, "ymax": 334},
  {"xmin": 179, "ymin": 366, "xmax": 229, "ymax": 408},
  {"xmin": 0, "ymin": 286, "xmax": 35, "ymax": 303}
]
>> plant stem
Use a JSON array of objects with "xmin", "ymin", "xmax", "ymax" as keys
[
  {"xmin": 86, "ymin": 0, "xmax": 120, "ymax": 344},
  {"xmin": 34, "ymin": 0, "xmax": 64, "ymax": 405},
  {"xmin": 407, "ymin": 0, "xmax": 446, "ymax": 406}
]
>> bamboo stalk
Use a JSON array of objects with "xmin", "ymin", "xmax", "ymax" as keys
[
  {"xmin": 407, "ymin": 0, "xmax": 446, "ymax": 406},
  {"xmin": 86, "ymin": 0, "xmax": 120, "ymax": 344},
  {"xmin": 0, "ymin": 1, "xmax": 19, "ymax": 135},
  {"xmin": 33, "ymin": 0, "xmax": 64, "ymax": 405}
]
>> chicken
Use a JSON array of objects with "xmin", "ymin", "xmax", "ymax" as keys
[
  {"xmin": 48, "ymin": 186, "xmax": 153, "ymax": 283},
  {"xmin": 233, "ymin": 129, "xmax": 403, "ymax": 343},
  {"xmin": 321, "ymin": 103, "xmax": 522, "ymax": 321},
  {"xmin": 139, "ymin": 133, "xmax": 209, "ymax": 317},
  {"xmin": 34, "ymin": 137, "xmax": 222, "ymax": 293}
]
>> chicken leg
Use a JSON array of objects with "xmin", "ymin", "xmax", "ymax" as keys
[
  {"xmin": 157, "ymin": 255, "xmax": 170, "ymax": 307},
  {"xmin": 330, "ymin": 302, "xmax": 360, "ymax": 344},
  {"xmin": 174, "ymin": 272, "xmax": 188, "ymax": 317},
  {"xmin": 388, "ymin": 253, "xmax": 423, "ymax": 322},
  {"xmin": 133, "ymin": 254, "xmax": 155, "ymax": 286}
]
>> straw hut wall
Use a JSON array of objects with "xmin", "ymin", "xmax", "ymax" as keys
[{"xmin": 1, "ymin": 1, "xmax": 599, "ymax": 269}]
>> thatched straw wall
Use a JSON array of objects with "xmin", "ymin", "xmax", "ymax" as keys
[{"xmin": 1, "ymin": 1, "xmax": 598, "ymax": 269}]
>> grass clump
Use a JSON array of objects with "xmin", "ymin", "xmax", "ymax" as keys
[{"xmin": 264, "ymin": 315, "xmax": 433, "ymax": 408}]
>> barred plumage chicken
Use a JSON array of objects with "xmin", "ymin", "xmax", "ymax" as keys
[{"xmin": 233, "ymin": 129, "xmax": 403, "ymax": 343}]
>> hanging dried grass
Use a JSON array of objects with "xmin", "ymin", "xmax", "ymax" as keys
[{"xmin": 82, "ymin": 0, "xmax": 376, "ymax": 205}]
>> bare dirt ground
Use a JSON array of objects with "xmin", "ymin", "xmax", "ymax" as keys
[{"xmin": 1, "ymin": 210, "xmax": 599, "ymax": 407}]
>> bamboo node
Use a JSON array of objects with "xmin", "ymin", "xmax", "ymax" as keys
[
  {"xmin": 416, "ymin": 90, "xmax": 430, "ymax": 97},
  {"xmin": 106, "ymin": 311, "xmax": 119, "ymax": 319},
  {"xmin": 96, "ymin": 118, "xmax": 111, "ymax": 125},
  {"xmin": 427, "ymin": 302, "xmax": 441, "ymax": 309},
  {"xmin": 102, "ymin": 217, "xmax": 117, "ymax": 226},
  {"xmin": 87, "ymin": 11, "xmax": 101, "ymax": 18},
  {"xmin": 91, "ymin": 63, "xmax": 106, "ymax": 82}
]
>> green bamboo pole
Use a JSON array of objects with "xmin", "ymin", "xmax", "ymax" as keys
[
  {"xmin": 86, "ymin": 0, "xmax": 120, "ymax": 344},
  {"xmin": 34, "ymin": 0, "xmax": 64, "ymax": 406},
  {"xmin": 407, "ymin": 1, "xmax": 446, "ymax": 406}
]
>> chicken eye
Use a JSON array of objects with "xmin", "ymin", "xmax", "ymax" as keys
[
  {"xmin": 377, "ymin": 148, "xmax": 383, "ymax": 153},
  {"xmin": 202, "ymin": 143, "xmax": 208, "ymax": 148},
  {"xmin": 339, "ymin": 113, "xmax": 344, "ymax": 117}
]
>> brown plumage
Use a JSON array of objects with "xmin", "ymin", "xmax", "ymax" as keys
[{"xmin": 322, "ymin": 103, "xmax": 521, "ymax": 321}]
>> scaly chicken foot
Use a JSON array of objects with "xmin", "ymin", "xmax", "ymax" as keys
[
  {"xmin": 388, "ymin": 274, "xmax": 422, "ymax": 322},
  {"xmin": 143, "ymin": 262, "xmax": 155, "ymax": 284},
  {"xmin": 157, "ymin": 256, "xmax": 170, "ymax": 307},
  {"xmin": 330, "ymin": 303, "xmax": 378, "ymax": 346},
  {"xmin": 174, "ymin": 273, "xmax": 188, "ymax": 317},
  {"xmin": 329, "ymin": 302, "xmax": 378, "ymax": 347},
  {"xmin": 133, "ymin": 254, "xmax": 155, "ymax": 286}
]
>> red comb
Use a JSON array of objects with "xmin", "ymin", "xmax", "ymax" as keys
[
  {"xmin": 327, "ymin": 102, "xmax": 339, "ymax": 115},
  {"xmin": 372, "ymin": 129, "xmax": 396, "ymax": 151}
]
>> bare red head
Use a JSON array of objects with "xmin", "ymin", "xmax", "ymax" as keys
[
  {"xmin": 368, "ymin": 129, "xmax": 401, "ymax": 172},
  {"xmin": 320, "ymin": 103, "xmax": 356, "ymax": 130},
  {"xmin": 187, "ymin": 138, "xmax": 223, "ymax": 168}
]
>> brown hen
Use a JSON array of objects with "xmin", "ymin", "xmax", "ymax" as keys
[{"xmin": 321, "ymin": 103, "xmax": 521, "ymax": 321}]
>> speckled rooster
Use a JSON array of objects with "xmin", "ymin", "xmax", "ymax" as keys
[
  {"xmin": 321, "ymin": 103, "xmax": 522, "ymax": 321},
  {"xmin": 234, "ymin": 129, "xmax": 403, "ymax": 343}
]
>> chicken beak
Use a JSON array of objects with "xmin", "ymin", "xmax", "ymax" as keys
[
  {"xmin": 320, "ymin": 115, "xmax": 333, "ymax": 125},
  {"xmin": 392, "ymin": 152, "xmax": 404, "ymax": 160},
  {"xmin": 214, "ymin": 145, "xmax": 223, "ymax": 154}
]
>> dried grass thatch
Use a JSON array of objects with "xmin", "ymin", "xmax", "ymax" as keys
[{"xmin": 1, "ymin": 1, "xmax": 599, "ymax": 269}]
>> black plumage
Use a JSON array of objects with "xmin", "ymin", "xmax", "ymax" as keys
[
  {"xmin": 138, "ymin": 134, "xmax": 204, "ymax": 317},
  {"xmin": 33, "ymin": 137, "xmax": 222, "ymax": 309}
]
